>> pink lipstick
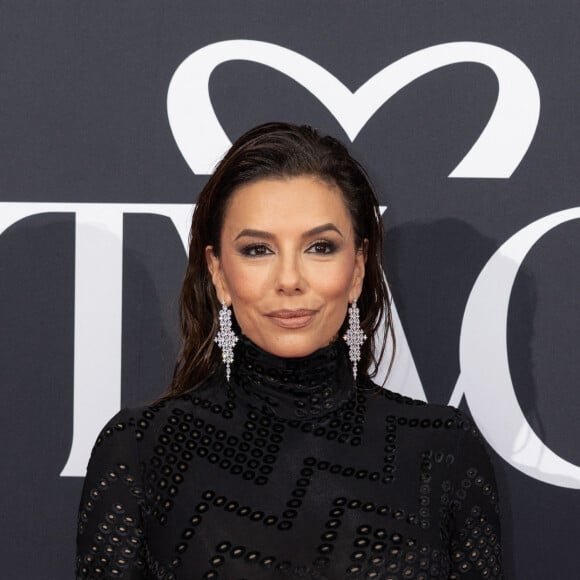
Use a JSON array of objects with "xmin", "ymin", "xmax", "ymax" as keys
[{"xmin": 265, "ymin": 309, "xmax": 318, "ymax": 329}]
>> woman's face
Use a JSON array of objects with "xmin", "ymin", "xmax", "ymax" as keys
[{"xmin": 206, "ymin": 175, "xmax": 365, "ymax": 358}]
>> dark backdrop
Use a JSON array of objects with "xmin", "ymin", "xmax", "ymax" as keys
[{"xmin": 1, "ymin": 2, "xmax": 579, "ymax": 578}]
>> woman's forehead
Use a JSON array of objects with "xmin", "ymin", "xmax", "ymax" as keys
[{"xmin": 222, "ymin": 176, "xmax": 353, "ymax": 235}]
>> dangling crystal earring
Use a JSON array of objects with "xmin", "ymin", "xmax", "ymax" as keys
[
  {"xmin": 215, "ymin": 300, "xmax": 238, "ymax": 381},
  {"xmin": 343, "ymin": 299, "xmax": 366, "ymax": 380}
]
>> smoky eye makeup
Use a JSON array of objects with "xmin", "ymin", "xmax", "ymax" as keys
[
  {"xmin": 237, "ymin": 238, "xmax": 341, "ymax": 257},
  {"xmin": 306, "ymin": 239, "xmax": 339, "ymax": 254},
  {"xmin": 233, "ymin": 224, "xmax": 346, "ymax": 258},
  {"xmin": 238, "ymin": 242, "xmax": 274, "ymax": 257}
]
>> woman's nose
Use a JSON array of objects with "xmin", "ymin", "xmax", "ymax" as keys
[{"xmin": 275, "ymin": 252, "xmax": 304, "ymax": 294}]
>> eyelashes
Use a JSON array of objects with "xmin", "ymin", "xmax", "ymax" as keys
[
  {"xmin": 306, "ymin": 240, "xmax": 337, "ymax": 254},
  {"xmin": 239, "ymin": 239, "xmax": 338, "ymax": 257},
  {"xmin": 239, "ymin": 243, "xmax": 273, "ymax": 257}
]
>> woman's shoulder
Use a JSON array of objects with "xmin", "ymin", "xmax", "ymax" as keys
[
  {"xmin": 361, "ymin": 379, "xmax": 482, "ymax": 438},
  {"xmin": 90, "ymin": 377, "xmax": 225, "ymax": 453},
  {"xmin": 360, "ymin": 381, "xmax": 494, "ymax": 475}
]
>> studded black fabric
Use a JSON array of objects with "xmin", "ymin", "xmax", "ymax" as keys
[{"xmin": 76, "ymin": 336, "xmax": 503, "ymax": 579}]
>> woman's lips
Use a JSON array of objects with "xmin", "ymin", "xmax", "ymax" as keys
[{"xmin": 265, "ymin": 309, "xmax": 318, "ymax": 329}]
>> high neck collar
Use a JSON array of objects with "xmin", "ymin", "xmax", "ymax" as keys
[{"xmin": 229, "ymin": 335, "xmax": 355, "ymax": 421}]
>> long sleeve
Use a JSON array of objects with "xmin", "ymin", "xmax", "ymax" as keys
[
  {"xmin": 448, "ymin": 409, "xmax": 503, "ymax": 579},
  {"xmin": 75, "ymin": 408, "xmax": 148, "ymax": 579}
]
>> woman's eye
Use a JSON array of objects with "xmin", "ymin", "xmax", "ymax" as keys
[
  {"xmin": 307, "ymin": 240, "xmax": 336, "ymax": 254},
  {"xmin": 240, "ymin": 243, "xmax": 273, "ymax": 257}
]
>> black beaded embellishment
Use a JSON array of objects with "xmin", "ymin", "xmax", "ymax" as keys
[{"xmin": 76, "ymin": 341, "xmax": 503, "ymax": 579}]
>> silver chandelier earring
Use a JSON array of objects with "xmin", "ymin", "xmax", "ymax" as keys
[
  {"xmin": 215, "ymin": 300, "xmax": 238, "ymax": 381},
  {"xmin": 343, "ymin": 299, "xmax": 366, "ymax": 380}
]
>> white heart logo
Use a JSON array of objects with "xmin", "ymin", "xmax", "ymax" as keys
[{"xmin": 167, "ymin": 40, "xmax": 539, "ymax": 178}]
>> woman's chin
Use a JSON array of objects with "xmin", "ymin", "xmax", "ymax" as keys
[{"xmin": 247, "ymin": 332, "xmax": 333, "ymax": 359}]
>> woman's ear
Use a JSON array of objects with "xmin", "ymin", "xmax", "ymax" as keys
[
  {"xmin": 349, "ymin": 239, "xmax": 367, "ymax": 302},
  {"xmin": 205, "ymin": 245, "xmax": 231, "ymax": 304},
  {"xmin": 362, "ymin": 238, "xmax": 369, "ymax": 263}
]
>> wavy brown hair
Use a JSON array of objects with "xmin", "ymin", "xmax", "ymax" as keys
[{"xmin": 164, "ymin": 122, "xmax": 395, "ymax": 398}]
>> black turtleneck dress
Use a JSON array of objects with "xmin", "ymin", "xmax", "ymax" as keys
[{"xmin": 76, "ymin": 337, "xmax": 503, "ymax": 579}]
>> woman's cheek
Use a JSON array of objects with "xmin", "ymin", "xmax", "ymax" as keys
[
  {"xmin": 226, "ymin": 264, "xmax": 269, "ymax": 303},
  {"xmin": 314, "ymin": 263, "xmax": 355, "ymax": 297}
]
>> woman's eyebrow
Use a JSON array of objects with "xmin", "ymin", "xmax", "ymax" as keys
[
  {"xmin": 234, "ymin": 223, "xmax": 344, "ymax": 241},
  {"xmin": 303, "ymin": 223, "xmax": 344, "ymax": 238},
  {"xmin": 234, "ymin": 228, "xmax": 274, "ymax": 241}
]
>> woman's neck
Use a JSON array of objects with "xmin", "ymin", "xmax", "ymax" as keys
[{"xmin": 228, "ymin": 334, "xmax": 356, "ymax": 421}]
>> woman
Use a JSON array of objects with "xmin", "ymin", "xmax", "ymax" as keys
[{"xmin": 76, "ymin": 122, "xmax": 503, "ymax": 579}]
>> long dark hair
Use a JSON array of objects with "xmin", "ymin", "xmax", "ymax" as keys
[{"xmin": 165, "ymin": 122, "xmax": 395, "ymax": 398}]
